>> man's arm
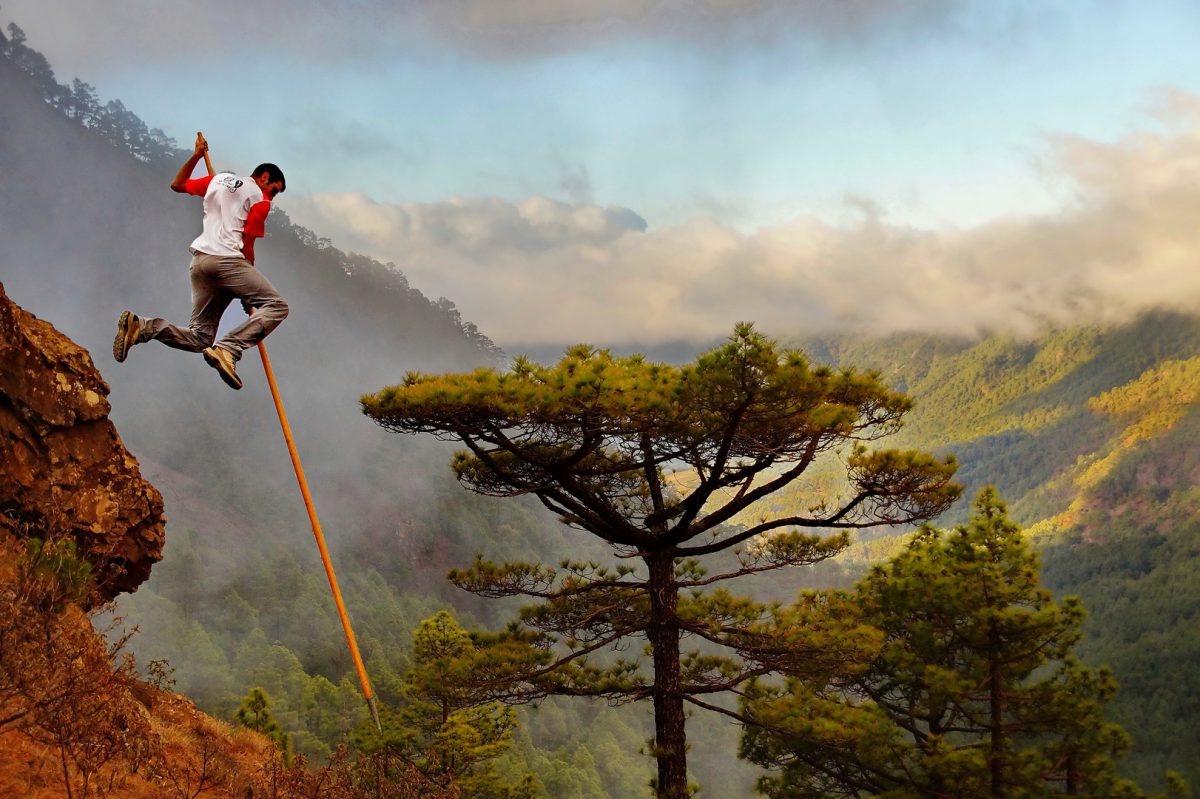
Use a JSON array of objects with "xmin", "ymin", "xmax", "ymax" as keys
[
  {"xmin": 241, "ymin": 200, "xmax": 270, "ymax": 266},
  {"xmin": 170, "ymin": 133, "xmax": 209, "ymax": 193}
]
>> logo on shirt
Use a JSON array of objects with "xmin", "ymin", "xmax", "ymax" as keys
[{"xmin": 217, "ymin": 175, "xmax": 244, "ymax": 193}]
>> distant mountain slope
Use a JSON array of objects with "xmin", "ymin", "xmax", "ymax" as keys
[
  {"xmin": 793, "ymin": 315, "xmax": 1200, "ymax": 789},
  {"xmin": 801, "ymin": 313, "xmax": 1200, "ymax": 530}
]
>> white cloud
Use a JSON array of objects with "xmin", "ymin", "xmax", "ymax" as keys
[
  {"xmin": 283, "ymin": 93, "xmax": 1200, "ymax": 348},
  {"xmin": 289, "ymin": 193, "xmax": 646, "ymax": 254}
]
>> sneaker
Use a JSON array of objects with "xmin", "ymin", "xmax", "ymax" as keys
[
  {"xmin": 113, "ymin": 311, "xmax": 142, "ymax": 362},
  {"xmin": 202, "ymin": 347, "xmax": 243, "ymax": 390}
]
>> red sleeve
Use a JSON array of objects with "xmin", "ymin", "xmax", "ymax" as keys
[
  {"xmin": 183, "ymin": 174, "xmax": 214, "ymax": 197},
  {"xmin": 244, "ymin": 200, "xmax": 271, "ymax": 239}
]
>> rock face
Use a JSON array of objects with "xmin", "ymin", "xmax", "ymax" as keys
[{"xmin": 0, "ymin": 281, "xmax": 164, "ymax": 600}]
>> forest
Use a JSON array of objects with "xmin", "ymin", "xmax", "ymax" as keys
[{"xmin": 2, "ymin": 20, "xmax": 1199, "ymax": 798}]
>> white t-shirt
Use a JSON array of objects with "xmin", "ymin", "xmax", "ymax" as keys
[{"xmin": 189, "ymin": 173, "xmax": 265, "ymax": 258}]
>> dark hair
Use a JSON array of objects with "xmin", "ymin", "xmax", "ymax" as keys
[{"xmin": 251, "ymin": 163, "xmax": 286, "ymax": 193}]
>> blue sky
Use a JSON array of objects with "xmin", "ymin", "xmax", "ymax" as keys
[{"xmin": 6, "ymin": 1, "xmax": 1200, "ymax": 347}]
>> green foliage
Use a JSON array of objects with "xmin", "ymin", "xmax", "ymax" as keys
[
  {"xmin": 365, "ymin": 323, "xmax": 959, "ymax": 561},
  {"xmin": 365, "ymin": 325, "xmax": 960, "ymax": 798},
  {"xmin": 1042, "ymin": 511, "xmax": 1200, "ymax": 792},
  {"xmin": 18, "ymin": 537, "xmax": 94, "ymax": 611},
  {"xmin": 741, "ymin": 489, "xmax": 1146, "ymax": 798},
  {"xmin": 353, "ymin": 611, "xmax": 537, "ymax": 799},
  {"xmin": 775, "ymin": 313, "xmax": 1200, "ymax": 530},
  {"xmin": 236, "ymin": 687, "xmax": 292, "ymax": 758}
]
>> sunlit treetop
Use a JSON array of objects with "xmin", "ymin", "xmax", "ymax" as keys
[{"xmin": 363, "ymin": 323, "xmax": 959, "ymax": 553}]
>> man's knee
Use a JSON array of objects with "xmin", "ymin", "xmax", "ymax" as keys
[
  {"xmin": 258, "ymin": 296, "xmax": 288, "ymax": 324},
  {"xmin": 189, "ymin": 328, "xmax": 216, "ymax": 350}
]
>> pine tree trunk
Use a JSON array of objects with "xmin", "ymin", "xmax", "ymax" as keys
[
  {"xmin": 647, "ymin": 553, "xmax": 688, "ymax": 799},
  {"xmin": 989, "ymin": 619, "xmax": 1004, "ymax": 799}
]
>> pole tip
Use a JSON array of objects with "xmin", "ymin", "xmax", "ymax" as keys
[{"xmin": 367, "ymin": 694, "xmax": 382, "ymax": 734}]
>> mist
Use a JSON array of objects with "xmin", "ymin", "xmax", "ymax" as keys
[{"xmin": 0, "ymin": 47, "xmax": 532, "ymax": 607}]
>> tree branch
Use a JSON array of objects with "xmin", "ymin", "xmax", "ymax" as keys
[{"xmin": 670, "ymin": 436, "xmax": 822, "ymax": 544}]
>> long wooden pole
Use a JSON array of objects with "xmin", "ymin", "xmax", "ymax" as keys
[{"xmin": 201, "ymin": 135, "xmax": 381, "ymax": 732}]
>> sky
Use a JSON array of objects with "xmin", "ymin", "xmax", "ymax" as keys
[{"xmin": 5, "ymin": 0, "xmax": 1200, "ymax": 350}]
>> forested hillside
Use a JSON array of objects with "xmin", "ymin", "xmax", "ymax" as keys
[{"xmin": 791, "ymin": 320, "xmax": 1200, "ymax": 788}]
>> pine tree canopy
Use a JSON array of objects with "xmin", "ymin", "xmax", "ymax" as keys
[{"xmin": 363, "ymin": 323, "xmax": 960, "ymax": 552}]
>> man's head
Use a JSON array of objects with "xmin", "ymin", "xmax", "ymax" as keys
[{"xmin": 251, "ymin": 163, "xmax": 286, "ymax": 199}]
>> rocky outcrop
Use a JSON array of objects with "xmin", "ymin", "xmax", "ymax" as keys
[{"xmin": 0, "ymin": 282, "xmax": 164, "ymax": 600}]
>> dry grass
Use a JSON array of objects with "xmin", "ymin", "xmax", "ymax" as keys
[
  {"xmin": 0, "ymin": 530, "xmax": 457, "ymax": 798},
  {"xmin": 0, "ymin": 530, "xmax": 274, "ymax": 798},
  {"xmin": 0, "ymin": 686, "xmax": 276, "ymax": 799}
]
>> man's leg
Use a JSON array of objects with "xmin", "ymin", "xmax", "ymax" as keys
[
  {"xmin": 136, "ymin": 253, "xmax": 230, "ymax": 352},
  {"xmin": 198, "ymin": 256, "xmax": 288, "ymax": 390},
  {"xmin": 210, "ymin": 258, "xmax": 289, "ymax": 360}
]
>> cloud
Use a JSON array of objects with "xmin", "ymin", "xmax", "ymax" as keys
[
  {"xmin": 283, "ymin": 93, "xmax": 1200, "ymax": 349},
  {"xmin": 1, "ymin": 0, "xmax": 964, "ymax": 72},
  {"xmin": 287, "ymin": 193, "xmax": 646, "ymax": 255},
  {"xmin": 413, "ymin": 0, "xmax": 963, "ymax": 57}
]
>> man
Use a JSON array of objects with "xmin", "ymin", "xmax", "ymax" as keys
[{"xmin": 113, "ymin": 133, "xmax": 288, "ymax": 390}]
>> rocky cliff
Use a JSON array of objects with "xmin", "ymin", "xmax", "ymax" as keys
[{"xmin": 0, "ymin": 281, "xmax": 164, "ymax": 599}]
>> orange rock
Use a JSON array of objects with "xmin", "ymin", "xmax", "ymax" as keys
[{"xmin": 0, "ymin": 281, "xmax": 165, "ymax": 601}]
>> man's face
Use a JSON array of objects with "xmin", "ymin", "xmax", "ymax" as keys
[{"xmin": 254, "ymin": 174, "xmax": 284, "ymax": 199}]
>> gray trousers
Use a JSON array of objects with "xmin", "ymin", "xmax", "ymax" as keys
[{"xmin": 141, "ymin": 252, "xmax": 289, "ymax": 361}]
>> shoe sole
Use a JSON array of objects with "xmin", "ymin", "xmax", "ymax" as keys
[
  {"xmin": 113, "ymin": 311, "xmax": 138, "ymax": 363},
  {"xmin": 203, "ymin": 348, "xmax": 243, "ymax": 390}
]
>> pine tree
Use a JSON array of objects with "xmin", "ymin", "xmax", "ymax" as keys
[
  {"xmin": 354, "ymin": 611, "xmax": 537, "ymax": 799},
  {"xmin": 740, "ymin": 488, "xmax": 1163, "ymax": 798},
  {"xmin": 236, "ymin": 687, "xmax": 291, "ymax": 759},
  {"xmin": 363, "ymin": 324, "xmax": 960, "ymax": 798}
]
